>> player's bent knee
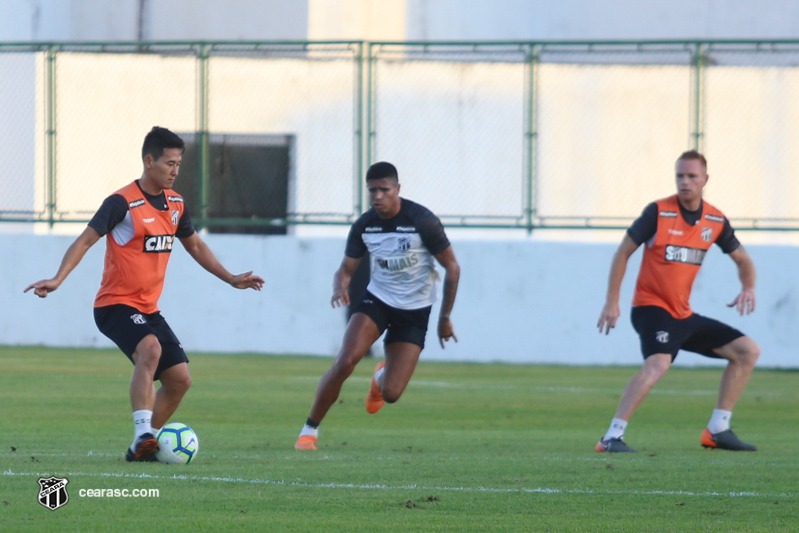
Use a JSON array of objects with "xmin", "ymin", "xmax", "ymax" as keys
[
  {"xmin": 742, "ymin": 339, "xmax": 761, "ymax": 365},
  {"xmin": 381, "ymin": 386, "xmax": 404, "ymax": 404},
  {"xmin": 133, "ymin": 336, "xmax": 162, "ymax": 364},
  {"xmin": 173, "ymin": 374, "xmax": 192, "ymax": 393},
  {"xmin": 161, "ymin": 369, "xmax": 192, "ymax": 393},
  {"xmin": 331, "ymin": 358, "xmax": 359, "ymax": 378},
  {"xmin": 642, "ymin": 354, "xmax": 671, "ymax": 378},
  {"xmin": 133, "ymin": 349, "xmax": 161, "ymax": 369},
  {"xmin": 728, "ymin": 336, "xmax": 760, "ymax": 366},
  {"xmin": 383, "ymin": 392, "xmax": 401, "ymax": 404}
]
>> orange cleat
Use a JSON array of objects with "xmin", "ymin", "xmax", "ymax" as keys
[
  {"xmin": 125, "ymin": 433, "xmax": 159, "ymax": 462},
  {"xmin": 595, "ymin": 436, "xmax": 636, "ymax": 453},
  {"xmin": 701, "ymin": 428, "xmax": 756, "ymax": 451},
  {"xmin": 294, "ymin": 435, "xmax": 317, "ymax": 451},
  {"xmin": 365, "ymin": 361, "xmax": 386, "ymax": 414}
]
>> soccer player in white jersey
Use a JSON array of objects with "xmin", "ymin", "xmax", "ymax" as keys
[{"xmin": 295, "ymin": 162, "xmax": 460, "ymax": 450}]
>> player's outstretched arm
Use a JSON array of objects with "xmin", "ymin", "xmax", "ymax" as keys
[
  {"xmin": 726, "ymin": 245, "xmax": 756, "ymax": 316},
  {"xmin": 179, "ymin": 233, "xmax": 264, "ymax": 291},
  {"xmin": 24, "ymin": 226, "xmax": 101, "ymax": 298},
  {"xmin": 330, "ymin": 256, "xmax": 362, "ymax": 308},
  {"xmin": 597, "ymin": 234, "xmax": 639, "ymax": 335},
  {"xmin": 435, "ymin": 246, "xmax": 460, "ymax": 348}
]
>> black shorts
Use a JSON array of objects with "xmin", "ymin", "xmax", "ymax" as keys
[
  {"xmin": 631, "ymin": 306, "xmax": 745, "ymax": 362},
  {"xmin": 353, "ymin": 291, "xmax": 432, "ymax": 349},
  {"xmin": 94, "ymin": 304, "xmax": 189, "ymax": 380}
]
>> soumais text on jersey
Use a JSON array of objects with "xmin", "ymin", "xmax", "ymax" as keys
[{"xmin": 376, "ymin": 253, "xmax": 420, "ymax": 272}]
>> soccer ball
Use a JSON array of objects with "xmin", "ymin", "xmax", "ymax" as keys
[{"xmin": 155, "ymin": 423, "xmax": 199, "ymax": 464}]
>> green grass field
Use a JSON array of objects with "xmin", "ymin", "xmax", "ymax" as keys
[{"xmin": 1, "ymin": 346, "xmax": 797, "ymax": 532}]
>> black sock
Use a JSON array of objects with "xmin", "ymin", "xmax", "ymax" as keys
[{"xmin": 305, "ymin": 418, "xmax": 319, "ymax": 429}]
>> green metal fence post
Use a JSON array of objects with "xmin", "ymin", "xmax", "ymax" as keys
[
  {"xmin": 46, "ymin": 45, "xmax": 57, "ymax": 228},
  {"xmin": 524, "ymin": 44, "xmax": 539, "ymax": 234},
  {"xmin": 355, "ymin": 41, "xmax": 366, "ymax": 215},
  {"xmin": 690, "ymin": 42, "xmax": 706, "ymax": 152},
  {"xmin": 198, "ymin": 43, "xmax": 210, "ymax": 230},
  {"xmin": 364, "ymin": 41, "xmax": 376, "ymax": 209}
]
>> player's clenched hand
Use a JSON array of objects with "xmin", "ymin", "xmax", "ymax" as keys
[
  {"xmin": 330, "ymin": 288, "xmax": 350, "ymax": 308},
  {"xmin": 438, "ymin": 317, "xmax": 458, "ymax": 349},
  {"xmin": 229, "ymin": 271, "xmax": 265, "ymax": 291},
  {"xmin": 597, "ymin": 301, "xmax": 620, "ymax": 335},
  {"xmin": 24, "ymin": 279, "xmax": 61, "ymax": 298},
  {"xmin": 727, "ymin": 290, "xmax": 756, "ymax": 316}
]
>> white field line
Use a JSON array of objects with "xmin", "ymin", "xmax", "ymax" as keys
[
  {"xmin": 2, "ymin": 452, "xmax": 798, "ymax": 470},
  {"xmin": 296, "ymin": 376, "xmax": 791, "ymax": 398},
  {"xmin": 3, "ymin": 469, "xmax": 796, "ymax": 499}
]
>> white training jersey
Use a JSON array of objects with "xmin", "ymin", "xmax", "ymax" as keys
[{"xmin": 345, "ymin": 198, "xmax": 451, "ymax": 310}]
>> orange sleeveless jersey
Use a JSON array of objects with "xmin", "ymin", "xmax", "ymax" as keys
[
  {"xmin": 94, "ymin": 182, "xmax": 185, "ymax": 314},
  {"xmin": 632, "ymin": 195, "xmax": 727, "ymax": 319}
]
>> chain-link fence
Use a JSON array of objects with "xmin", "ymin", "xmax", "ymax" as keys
[{"xmin": 2, "ymin": 40, "xmax": 799, "ymax": 232}]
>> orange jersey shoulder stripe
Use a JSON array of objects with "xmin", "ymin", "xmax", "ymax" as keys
[
  {"xmin": 632, "ymin": 195, "xmax": 726, "ymax": 319},
  {"xmin": 94, "ymin": 182, "xmax": 185, "ymax": 313}
]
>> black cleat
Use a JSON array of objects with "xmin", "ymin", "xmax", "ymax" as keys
[
  {"xmin": 125, "ymin": 432, "xmax": 159, "ymax": 462},
  {"xmin": 701, "ymin": 428, "xmax": 757, "ymax": 451},
  {"xmin": 596, "ymin": 436, "xmax": 636, "ymax": 453}
]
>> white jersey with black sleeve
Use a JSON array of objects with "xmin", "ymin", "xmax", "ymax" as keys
[{"xmin": 345, "ymin": 198, "xmax": 451, "ymax": 310}]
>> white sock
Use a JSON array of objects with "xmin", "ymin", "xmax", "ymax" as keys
[
  {"xmin": 299, "ymin": 424, "xmax": 318, "ymax": 439},
  {"xmin": 131, "ymin": 410, "xmax": 153, "ymax": 449},
  {"xmin": 152, "ymin": 427, "xmax": 162, "ymax": 437},
  {"xmin": 374, "ymin": 366, "xmax": 385, "ymax": 383},
  {"xmin": 707, "ymin": 409, "xmax": 732, "ymax": 434},
  {"xmin": 603, "ymin": 418, "xmax": 628, "ymax": 441}
]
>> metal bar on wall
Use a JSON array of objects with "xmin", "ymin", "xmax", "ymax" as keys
[
  {"xmin": 524, "ymin": 44, "xmax": 539, "ymax": 234},
  {"xmin": 365, "ymin": 42, "xmax": 376, "ymax": 194},
  {"xmin": 197, "ymin": 44, "xmax": 210, "ymax": 230},
  {"xmin": 355, "ymin": 41, "xmax": 366, "ymax": 216},
  {"xmin": 690, "ymin": 42, "xmax": 705, "ymax": 152},
  {"xmin": 46, "ymin": 45, "xmax": 57, "ymax": 228}
]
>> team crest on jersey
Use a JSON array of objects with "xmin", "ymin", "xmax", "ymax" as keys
[
  {"xmin": 655, "ymin": 331, "xmax": 669, "ymax": 344},
  {"xmin": 397, "ymin": 235, "xmax": 411, "ymax": 252},
  {"xmin": 701, "ymin": 227, "xmax": 713, "ymax": 242},
  {"xmin": 171, "ymin": 210, "xmax": 180, "ymax": 226},
  {"xmin": 38, "ymin": 476, "xmax": 69, "ymax": 511}
]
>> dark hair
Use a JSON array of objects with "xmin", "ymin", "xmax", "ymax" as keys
[
  {"xmin": 677, "ymin": 150, "xmax": 707, "ymax": 171},
  {"xmin": 142, "ymin": 126, "xmax": 185, "ymax": 161},
  {"xmin": 365, "ymin": 161, "xmax": 398, "ymax": 182}
]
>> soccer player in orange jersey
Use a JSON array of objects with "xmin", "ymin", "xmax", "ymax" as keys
[
  {"xmin": 25, "ymin": 127, "xmax": 264, "ymax": 461},
  {"xmin": 595, "ymin": 150, "xmax": 760, "ymax": 453}
]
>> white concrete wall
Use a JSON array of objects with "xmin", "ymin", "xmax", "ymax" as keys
[
  {"xmin": 0, "ymin": 0, "xmax": 307, "ymax": 41},
  {"xmin": 404, "ymin": 0, "xmax": 799, "ymax": 41},
  {"xmin": 4, "ymin": 1, "xmax": 799, "ymax": 42},
  {"xmin": 4, "ymin": 233, "xmax": 797, "ymax": 368}
]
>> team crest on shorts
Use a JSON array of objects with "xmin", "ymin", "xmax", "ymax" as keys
[
  {"xmin": 171, "ymin": 210, "xmax": 180, "ymax": 226},
  {"xmin": 130, "ymin": 313, "xmax": 146, "ymax": 325},
  {"xmin": 38, "ymin": 476, "xmax": 70, "ymax": 511},
  {"xmin": 655, "ymin": 330, "xmax": 669, "ymax": 343},
  {"xmin": 701, "ymin": 227, "xmax": 713, "ymax": 242}
]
